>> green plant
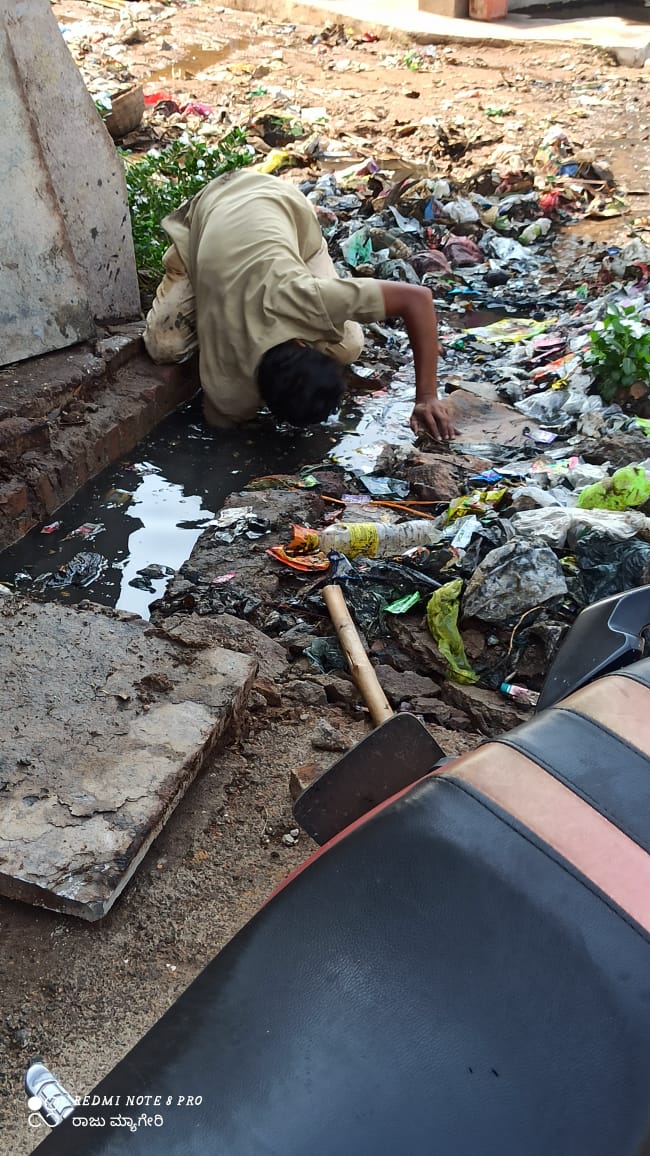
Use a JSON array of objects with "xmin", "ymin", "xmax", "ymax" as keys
[
  {"xmin": 120, "ymin": 129, "xmax": 253, "ymax": 297},
  {"xmin": 583, "ymin": 302, "xmax": 650, "ymax": 404}
]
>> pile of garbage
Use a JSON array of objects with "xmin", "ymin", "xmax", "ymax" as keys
[{"xmin": 237, "ymin": 137, "xmax": 650, "ymax": 708}]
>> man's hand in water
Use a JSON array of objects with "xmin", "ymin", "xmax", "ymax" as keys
[
  {"xmin": 410, "ymin": 396, "xmax": 456, "ymax": 442},
  {"xmin": 377, "ymin": 282, "xmax": 457, "ymax": 443}
]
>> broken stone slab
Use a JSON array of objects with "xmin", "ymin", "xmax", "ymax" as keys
[
  {"xmin": 403, "ymin": 447, "xmax": 493, "ymax": 502},
  {"xmin": 439, "ymin": 683, "xmax": 529, "ymax": 738},
  {"xmin": 155, "ymin": 612, "xmax": 288, "ymax": 682},
  {"xmin": 284, "ymin": 680, "xmax": 329, "ymax": 707},
  {"xmin": 374, "ymin": 664, "xmax": 440, "ymax": 708},
  {"xmin": 0, "ymin": 598, "xmax": 256, "ymax": 920},
  {"xmin": 411, "ymin": 697, "xmax": 474, "ymax": 731},
  {"xmin": 578, "ymin": 431, "xmax": 650, "ymax": 470}
]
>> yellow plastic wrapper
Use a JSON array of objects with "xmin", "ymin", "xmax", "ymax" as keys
[
  {"xmin": 426, "ymin": 580, "xmax": 479, "ymax": 685},
  {"xmin": 253, "ymin": 149, "xmax": 292, "ymax": 174},
  {"xmin": 446, "ymin": 488, "xmax": 508, "ymax": 522},
  {"xmin": 577, "ymin": 466, "xmax": 650, "ymax": 512}
]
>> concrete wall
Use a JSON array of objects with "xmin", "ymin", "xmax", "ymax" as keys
[{"xmin": 0, "ymin": 0, "xmax": 141, "ymax": 368}]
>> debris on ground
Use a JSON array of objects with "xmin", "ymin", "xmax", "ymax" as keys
[{"xmin": 6, "ymin": 6, "xmax": 650, "ymax": 1150}]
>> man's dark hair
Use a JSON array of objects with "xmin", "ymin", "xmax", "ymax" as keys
[{"xmin": 257, "ymin": 341, "xmax": 344, "ymax": 426}]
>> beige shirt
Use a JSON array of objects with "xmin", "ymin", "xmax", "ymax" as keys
[{"xmin": 163, "ymin": 171, "xmax": 386, "ymax": 423}]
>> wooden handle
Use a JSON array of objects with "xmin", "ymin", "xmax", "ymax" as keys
[{"xmin": 322, "ymin": 584, "xmax": 394, "ymax": 728}]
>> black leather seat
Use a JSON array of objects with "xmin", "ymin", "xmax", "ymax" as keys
[{"xmin": 39, "ymin": 662, "xmax": 650, "ymax": 1155}]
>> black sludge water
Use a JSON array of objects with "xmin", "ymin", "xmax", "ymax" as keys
[{"xmin": 0, "ymin": 396, "xmax": 340, "ymax": 620}]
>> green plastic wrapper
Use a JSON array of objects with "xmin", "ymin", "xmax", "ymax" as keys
[
  {"xmin": 426, "ymin": 580, "xmax": 479, "ymax": 685},
  {"xmin": 383, "ymin": 592, "xmax": 421, "ymax": 615},
  {"xmin": 577, "ymin": 465, "xmax": 650, "ymax": 512}
]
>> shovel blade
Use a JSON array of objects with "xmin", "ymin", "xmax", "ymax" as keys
[{"xmin": 293, "ymin": 713, "xmax": 445, "ymax": 845}]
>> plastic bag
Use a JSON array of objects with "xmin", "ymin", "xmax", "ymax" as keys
[
  {"xmin": 515, "ymin": 390, "xmax": 569, "ymax": 423},
  {"xmin": 444, "ymin": 197, "xmax": 480, "ymax": 224},
  {"xmin": 341, "ymin": 228, "xmax": 372, "ymax": 268},
  {"xmin": 509, "ymin": 484, "xmax": 575, "ymax": 511},
  {"xmin": 426, "ymin": 580, "xmax": 479, "ymax": 685},
  {"xmin": 509, "ymin": 507, "xmax": 650, "ymax": 549},
  {"xmin": 462, "ymin": 541, "xmax": 568, "ymax": 622},
  {"xmin": 577, "ymin": 466, "xmax": 650, "ymax": 512},
  {"xmin": 575, "ymin": 530, "xmax": 650, "ymax": 603}
]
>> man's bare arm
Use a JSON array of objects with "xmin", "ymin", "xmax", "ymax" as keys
[{"xmin": 378, "ymin": 281, "xmax": 455, "ymax": 442}]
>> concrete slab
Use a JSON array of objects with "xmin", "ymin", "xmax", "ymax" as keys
[
  {"xmin": 0, "ymin": 598, "xmax": 257, "ymax": 919},
  {"xmin": 228, "ymin": 0, "xmax": 650, "ymax": 66},
  {"xmin": 0, "ymin": 0, "xmax": 141, "ymax": 367}
]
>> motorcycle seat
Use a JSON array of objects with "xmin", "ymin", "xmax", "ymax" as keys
[{"xmin": 38, "ymin": 661, "xmax": 650, "ymax": 1155}]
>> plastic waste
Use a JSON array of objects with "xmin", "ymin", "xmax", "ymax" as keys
[
  {"xmin": 509, "ymin": 507, "xmax": 650, "ymax": 549},
  {"xmin": 446, "ymin": 488, "xmax": 508, "ymax": 522},
  {"xmin": 317, "ymin": 520, "xmax": 442, "ymax": 560},
  {"xmin": 464, "ymin": 318, "xmax": 552, "ymax": 345},
  {"xmin": 576, "ymin": 466, "xmax": 650, "ymax": 512},
  {"xmin": 519, "ymin": 218, "xmax": 552, "ymax": 245},
  {"xmin": 36, "ymin": 551, "xmax": 107, "ymax": 590},
  {"xmin": 305, "ymin": 636, "xmax": 347, "ymax": 673},
  {"xmin": 341, "ymin": 228, "xmax": 372, "ymax": 268},
  {"xmin": 462, "ymin": 541, "xmax": 568, "ymax": 622},
  {"xmin": 444, "ymin": 197, "xmax": 480, "ymax": 224},
  {"xmin": 575, "ymin": 531, "xmax": 650, "ymax": 603},
  {"xmin": 426, "ymin": 580, "xmax": 479, "ymax": 685},
  {"xmin": 442, "ymin": 236, "xmax": 484, "ymax": 267},
  {"xmin": 307, "ymin": 553, "xmax": 440, "ymax": 640},
  {"xmin": 515, "ymin": 391, "xmax": 568, "ymax": 424},
  {"xmin": 529, "ymin": 458, "xmax": 607, "ymax": 488},
  {"xmin": 482, "ymin": 234, "xmax": 535, "ymax": 267},
  {"xmin": 383, "ymin": 591, "xmax": 422, "ymax": 614},
  {"xmin": 357, "ymin": 475, "xmax": 411, "ymax": 498},
  {"xmin": 534, "ymin": 127, "xmax": 573, "ymax": 175},
  {"xmin": 509, "ymin": 485, "xmax": 575, "ymax": 511},
  {"xmin": 501, "ymin": 682, "xmax": 539, "ymax": 708}
]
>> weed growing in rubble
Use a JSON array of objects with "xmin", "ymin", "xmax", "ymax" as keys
[
  {"xmin": 120, "ymin": 129, "xmax": 253, "ymax": 298},
  {"xmin": 584, "ymin": 302, "xmax": 650, "ymax": 404}
]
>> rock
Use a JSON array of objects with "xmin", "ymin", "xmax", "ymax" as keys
[
  {"xmin": 312, "ymin": 673, "xmax": 359, "ymax": 705},
  {"xmin": 247, "ymin": 691, "xmax": 268, "ymax": 711},
  {"xmin": 252, "ymin": 677, "xmax": 282, "ymax": 707},
  {"xmin": 156, "ymin": 613, "xmax": 288, "ymax": 681},
  {"xmin": 311, "ymin": 720, "xmax": 349, "ymax": 752},
  {"xmin": 384, "ymin": 618, "xmax": 449, "ymax": 679},
  {"xmin": 462, "ymin": 541, "xmax": 568, "ymax": 623},
  {"xmin": 405, "ymin": 449, "xmax": 491, "ymax": 502},
  {"xmin": 285, "ymin": 680, "xmax": 328, "ymax": 707},
  {"xmin": 278, "ymin": 625, "xmax": 319, "ymax": 654},
  {"xmin": 460, "ymin": 626, "xmax": 487, "ymax": 662},
  {"xmin": 374, "ymin": 664, "xmax": 440, "ymax": 707},
  {"xmin": 289, "ymin": 762, "xmax": 324, "ymax": 801},
  {"xmin": 410, "ymin": 698, "xmax": 473, "ymax": 730},
  {"xmin": 578, "ymin": 432, "xmax": 650, "ymax": 469},
  {"xmin": 439, "ymin": 683, "xmax": 528, "ymax": 737}
]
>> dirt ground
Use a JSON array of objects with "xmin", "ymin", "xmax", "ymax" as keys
[{"xmin": 3, "ymin": 2, "xmax": 650, "ymax": 1149}]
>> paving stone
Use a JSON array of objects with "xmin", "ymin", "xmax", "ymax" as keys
[
  {"xmin": 0, "ymin": 598, "xmax": 256, "ymax": 920},
  {"xmin": 374, "ymin": 663, "xmax": 440, "ymax": 707},
  {"xmin": 439, "ymin": 683, "xmax": 529, "ymax": 737},
  {"xmin": 156, "ymin": 612, "xmax": 289, "ymax": 681}
]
